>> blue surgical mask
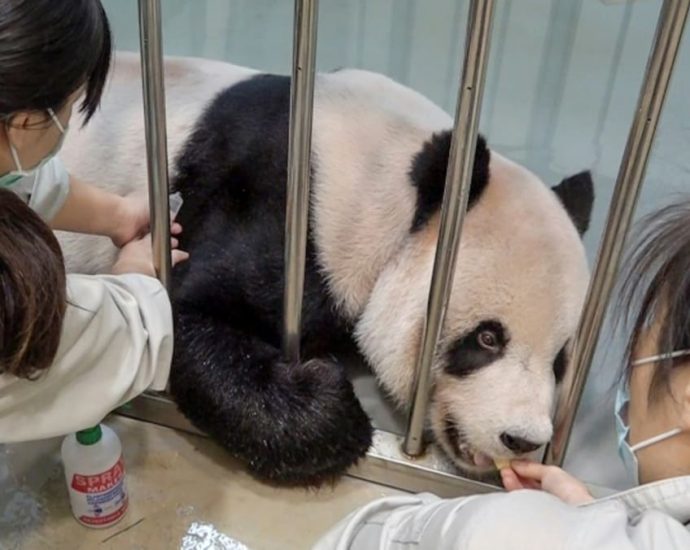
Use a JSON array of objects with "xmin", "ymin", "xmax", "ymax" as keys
[
  {"xmin": 614, "ymin": 350, "xmax": 690, "ymax": 485},
  {"xmin": 0, "ymin": 108, "xmax": 67, "ymax": 187}
]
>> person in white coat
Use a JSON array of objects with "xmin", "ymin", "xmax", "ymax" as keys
[
  {"xmin": 314, "ymin": 200, "xmax": 690, "ymax": 548},
  {"xmin": 0, "ymin": 0, "xmax": 187, "ymax": 442}
]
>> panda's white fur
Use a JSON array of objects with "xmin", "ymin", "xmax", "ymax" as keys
[
  {"xmin": 311, "ymin": 70, "xmax": 451, "ymax": 318},
  {"xmin": 58, "ymin": 52, "xmax": 592, "ymax": 483},
  {"xmin": 59, "ymin": 53, "xmax": 259, "ymax": 273}
]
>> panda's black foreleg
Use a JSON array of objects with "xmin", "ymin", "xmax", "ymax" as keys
[{"xmin": 169, "ymin": 306, "xmax": 373, "ymax": 487}]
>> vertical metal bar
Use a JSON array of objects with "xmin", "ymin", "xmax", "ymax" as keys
[
  {"xmin": 138, "ymin": 0, "xmax": 172, "ymax": 290},
  {"xmin": 545, "ymin": 0, "xmax": 690, "ymax": 467},
  {"xmin": 403, "ymin": 0, "xmax": 495, "ymax": 457},
  {"xmin": 282, "ymin": 0, "xmax": 319, "ymax": 362}
]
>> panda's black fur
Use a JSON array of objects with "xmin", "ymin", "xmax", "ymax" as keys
[
  {"xmin": 409, "ymin": 130, "xmax": 490, "ymax": 232},
  {"xmin": 168, "ymin": 74, "xmax": 494, "ymax": 486}
]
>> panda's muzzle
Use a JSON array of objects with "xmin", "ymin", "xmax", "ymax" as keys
[{"xmin": 443, "ymin": 416, "xmax": 493, "ymax": 469}]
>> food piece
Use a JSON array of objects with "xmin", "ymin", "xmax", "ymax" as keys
[
  {"xmin": 494, "ymin": 457, "xmax": 511, "ymax": 470},
  {"xmin": 169, "ymin": 192, "xmax": 184, "ymax": 220}
]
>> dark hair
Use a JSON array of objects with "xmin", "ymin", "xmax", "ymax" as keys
[
  {"xmin": 617, "ymin": 197, "xmax": 690, "ymax": 401},
  {"xmin": 0, "ymin": 0, "xmax": 112, "ymax": 123},
  {"xmin": 0, "ymin": 189, "xmax": 66, "ymax": 379}
]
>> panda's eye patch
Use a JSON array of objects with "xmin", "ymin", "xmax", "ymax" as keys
[
  {"xmin": 553, "ymin": 343, "xmax": 568, "ymax": 383},
  {"xmin": 445, "ymin": 320, "xmax": 509, "ymax": 377}
]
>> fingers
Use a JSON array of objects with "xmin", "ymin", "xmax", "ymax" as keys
[
  {"xmin": 510, "ymin": 460, "xmax": 593, "ymax": 504},
  {"xmin": 501, "ymin": 468, "xmax": 541, "ymax": 491},
  {"xmin": 171, "ymin": 222, "xmax": 183, "ymax": 235},
  {"xmin": 500, "ymin": 469, "xmax": 524, "ymax": 491},
  {"xmin": 510, "ymin": 460, "xmax": 553, "ymax": 482},
  {"xmin": 172, "ymin": 250, "xmax": 190, "ymax": 267},
  {"xmin": 171, "ymin": 237, "xmax": 179, "ymax": 249}
]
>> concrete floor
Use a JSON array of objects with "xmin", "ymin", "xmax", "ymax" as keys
[{"xmin": 0, "ymin": 417, "xmax": 403, "ymax": 550}]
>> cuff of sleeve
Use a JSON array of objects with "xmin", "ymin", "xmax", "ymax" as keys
[{"xmin": 109, "ymin": 273, "xmax": 174, "ymax": 391}]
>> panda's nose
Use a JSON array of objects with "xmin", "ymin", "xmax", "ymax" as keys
[{"xmin": 500, "ymin": 432, "xmax": 542, "ymax": 454}]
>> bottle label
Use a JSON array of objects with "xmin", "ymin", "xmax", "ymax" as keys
[{"xmin": 70, "ymin": 456, "xmax": 128, "ymax": 526}]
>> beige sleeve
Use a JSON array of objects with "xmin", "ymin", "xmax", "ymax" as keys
[{"xmin": 0, "ymin": 273, "xmax": 173, "ymax": 443}]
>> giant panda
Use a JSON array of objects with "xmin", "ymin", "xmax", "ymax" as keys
[{"xmin": 59, "ymin": 52, "xmax": 594, "ymax": 486}]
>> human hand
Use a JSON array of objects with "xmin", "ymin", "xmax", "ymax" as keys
[
  {"xmin": 111, "ymin": 192, "xmax": 183, "ymax": 248},
  {"xmin": 111, "ymin": 233, "xmax": 189, "ymax": 277},
  {"xmin": 500, "ymin": 460, "xmax": 594, "ymax": 505}
]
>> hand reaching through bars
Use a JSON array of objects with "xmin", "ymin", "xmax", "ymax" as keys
[
  {"xmin": 111, "ymin": 192, "xmax": 152, "ymax": 247},
  {"xmin": 500, "ymin": 460, "xmax": 594, "ymax": 505},
  {"xmin": 110, "ymin": 190, "xmax": 183, "ymax": 248},
  {"xmin": 111, "ymin": 231, "xmax": 189, "ymax": 277}
]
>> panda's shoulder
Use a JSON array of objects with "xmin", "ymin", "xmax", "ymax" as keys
[
  {"xmin": 182, "ymin": 73, "xmax": 293, "ymax": 165},
  {"xmin": 205, "ymin": 73, "xmax": 292, "ymax": 121},
  {"xmin": 317, "ymin": 69, "xmax": 451, "ymax": 125}
]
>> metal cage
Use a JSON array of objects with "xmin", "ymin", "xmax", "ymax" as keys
[{"xmin": 120, "ymin": 0, "xmax": 690, "ymax": 497}]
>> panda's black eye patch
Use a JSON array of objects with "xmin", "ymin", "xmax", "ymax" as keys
[
  {"xmin": 553, "ymin": 343, "xmax": 568, "ymax": 383},
  {"xmin": 445, "ymin": 320, "xmax": 508, "ymax": 377}
]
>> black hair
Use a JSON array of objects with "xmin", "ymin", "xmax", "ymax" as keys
[
  {"xmin": 617, "ymin": 197, "xmax": 690, "ymax": 401},
  {"xmin": 0, "ymin": 0, "xmax": 112, "ymax": 124}
]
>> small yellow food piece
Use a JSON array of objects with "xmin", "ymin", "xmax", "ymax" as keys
[{"xmin": 494, "ymin": 458, "xmax": 511, "ymax": 470}]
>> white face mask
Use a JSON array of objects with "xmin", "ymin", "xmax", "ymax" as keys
[
  {"xmin": 0, "ymin": 108, "xmax": 67, "ymax": 186},
  {"xmin": 614, "ymin": 350, "xmax": 690, "ymax": 485}
]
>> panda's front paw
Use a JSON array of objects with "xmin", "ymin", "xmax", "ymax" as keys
[{"xmin": 247, "ymin": 358, "xmax": 374, "ymax": 487}]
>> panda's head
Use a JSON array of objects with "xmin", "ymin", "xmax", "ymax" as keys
[{"xmin": 356, "ymin": 133, "xmax": 593, "ymax": 475}]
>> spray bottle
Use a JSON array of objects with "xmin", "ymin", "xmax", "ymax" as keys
[{"xmin": 61, "ymin": 424, "xmax": 128, "ymax": 528}]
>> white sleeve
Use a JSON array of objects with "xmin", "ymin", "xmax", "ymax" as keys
[
  {"xmin": 4, "ymin": 156, "xmax": 70, "ymax": 222},
  {"xmin": 312, "ymin": 490, "xmax": 690, "ymax": 550},
  {"xmin": 0, "ymin": 273, "xmax": 173, "ymax": 443}
]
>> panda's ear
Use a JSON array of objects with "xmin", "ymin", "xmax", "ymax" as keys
[
  {"xmin": 551, "ymin": 170, "xmax": 594, "ymax": 236},
  {"xmin": 410, "ymin": 131, "xmax": 491, "ymax": 231}
]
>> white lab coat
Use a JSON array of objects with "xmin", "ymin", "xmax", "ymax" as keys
[
  {"xmin": 0, "ymin": 273, "xmax": 173, "ymax": 442},
  {"xmin": 1, "ymin": 156, "xmax": 174, "ymax": 442},
  {"xmin": 314, "ymin": 476, "xmax": 690, "ymax": 549}
]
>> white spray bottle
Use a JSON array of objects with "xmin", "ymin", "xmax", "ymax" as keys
[{"xmin": 61, "ymin": 424, "xmax": 128, "ymax": 528}]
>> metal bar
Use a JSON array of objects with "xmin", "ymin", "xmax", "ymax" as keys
[
  {"xmin": 138, "ymin": 0, "xmax": 172, "ymax": 290},
  {"xmin": 116, "ymin": 392, "xmax": 501, "ymax": 498},
  {"xmin": 282, "ymin": 0, "xmax": 319, "ymax": 362},
  {"xmin": 117, "ymin": 388, "xmax": 618, "ymax": 498},
  {"xmin": 352, "ymin": 430, "xmax": 500, "ymax": 498},
  {"xmin": 403, "ymin": 0, "xmax": 496, "ymax": 457},
  {"xmin": 545, "ymin": 0, "xmax": 690, "ymax": 467},
  {"xmin": 117, "ymin": 393, "xmax": 202, "ymax": 435}
]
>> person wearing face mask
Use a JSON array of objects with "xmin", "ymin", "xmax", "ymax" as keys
[
  {"xmin": 313, "ymin": 200, "xmax": 690, "ymax": 549},
  {"xmin": 0, "ymin": 1, "xmax": 158, "ymax": 244},
  {"xmin": 0, "ymin": 0, "xmax": 189, "ymax": 442}
]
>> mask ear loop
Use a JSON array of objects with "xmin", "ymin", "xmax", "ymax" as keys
[
  {"xmin": 47, "ymin": 109, "xmax": 66, "ymax": 134},
  {"xmin": 627, "ymin": 350, "xmax": 690, "ymax": 453},
  {"xmin": 632, "ymin": 349, "xmax": 690, "ymax": 366},
  {"xmin": 5, "ymin": 119, "xmax": 25, "ymax": 174},
  {"xmin": 630, "ymin": 428, "xmax": 684, "ymax": 452}
]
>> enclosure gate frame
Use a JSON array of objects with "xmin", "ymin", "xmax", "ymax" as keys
[{"xmin": 119, "ymin": 0, "xmax": 690, "ymax": 497}]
